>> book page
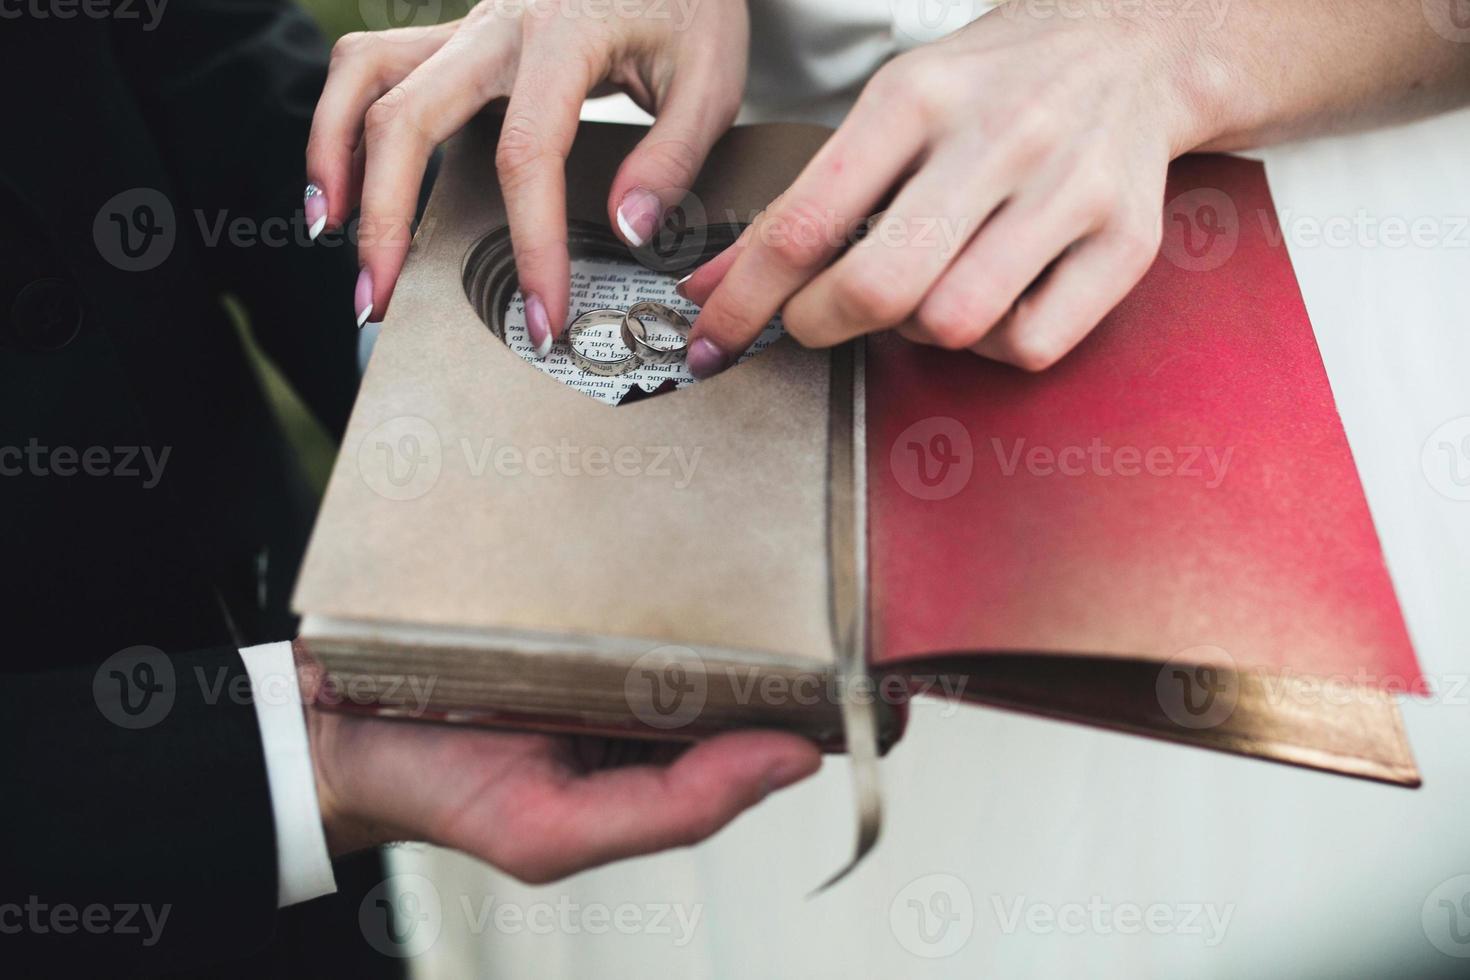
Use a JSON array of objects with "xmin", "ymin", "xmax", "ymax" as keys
[{"xmin": 502, "ymin": 259, "xmax": 784, "ymax": 405}]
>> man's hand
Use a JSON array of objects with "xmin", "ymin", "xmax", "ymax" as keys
[{"xmin": 293, "ymin": 647, "xmax": 819, "ymax": 882}]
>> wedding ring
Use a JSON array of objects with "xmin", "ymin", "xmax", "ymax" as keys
[
  {"xmin": 566, "ymin": 309, "xmax": 641, "ymax": 376},
  {"xmin": 620, "ymin": 301, "xmax": 692, "ymax": 365}
]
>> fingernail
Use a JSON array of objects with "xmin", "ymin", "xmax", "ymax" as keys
[
  {"xmin": 525, "ymin": 293, "xmax": 553, "ymax": 359},
  {"xmin": 354, "ymin": 267, "xmax": 374, "ymax": 328},
  {"xmin": 762, "ymin": 757, "xmax": 815, "ymax": 797},
  {"xmin": 687, "ymin": 337, "xmax": 729, "ymax": 379},
  {"xmin": 615, "ymin": 186, "xmax": 663, "ymax": 248},
  {"xmin": 305, "ymin": 183, "xmax": 327, "ymax": 241},
  {"xmin": 674, "ymin": 272, "xmax": 694, "ymax": 300}
]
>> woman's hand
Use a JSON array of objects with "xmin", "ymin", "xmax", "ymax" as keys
[
  {"xmin": 678, "ymin": 8, "xmax": 1209, "ymax": 376},
  {"xmin": 305, "ymin": 0, "xmax": 749, "ymax": 345}
]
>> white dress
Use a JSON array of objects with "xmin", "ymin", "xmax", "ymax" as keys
[
  {"xmin": 741, "ymin": 0, "xmax": 989, "ymax": 125},
  {"xmin": 397, "ymin": 5, "xmax": 1470, "ymax": 978}
]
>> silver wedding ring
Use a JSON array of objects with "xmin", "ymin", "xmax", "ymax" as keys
[
  {"xmin": 620, "ymin": 301, "xmax": 692, "ymax": 366},
  {"xmin": 567, "ymin": 309, "xmax": 641, "ymax": 376}
]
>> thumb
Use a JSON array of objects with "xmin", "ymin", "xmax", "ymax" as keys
[{"xmin": 608, "ymin": 80, "xmax": 737, "ymax": 249}]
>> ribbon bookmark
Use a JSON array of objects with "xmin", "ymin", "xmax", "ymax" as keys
[{"xmin": 813, "ymin": 338, "xmax": 884, "ymax": 894}]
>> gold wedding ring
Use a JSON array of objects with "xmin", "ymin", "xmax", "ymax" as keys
[
  {"xmin": 566, "ymin": 309, "xmax": 641, "ymax": 376},
  {"xmin": 620, "ymin": 301, "xmax": 692, "ymax": 366}
]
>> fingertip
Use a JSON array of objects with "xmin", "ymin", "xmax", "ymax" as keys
[
  {"xmin": 686, "ymin": 336, "xmax": 731, "ymax": 379},
  {"xmin": 354, "ymin": 266, "xmax": 375, "ymax": 328},
  {"xmin": 678, "ymin": 245, "xmax": 739, "ymax": 307},
  {"xmin": 679, "ymin": 270, "xmax": 716, "ymax": 308},
  {"xmin": 355, "ymin": 249, "xmax": 399, "ymax": 324},
  {"xmin": 513, "ymin": 261, "xmax": 571, "ymax": 340},
  {"xmin": 524, "ymin": 293, "xmax": 553, "ymax": 358},
  {"xmin": 764, "ymin": 746, "xmax": 822, "ymax": 796},
  {"xmin": 676, "ymin": 729, "xmax": 822, "ymax": 795},
  {"xmin": 304, "ymin": 183, "xmax": 328, "ymax": 240},
  {"xmin": 613, "ymin": 185, "xmax": 663, "ymax": 249}
]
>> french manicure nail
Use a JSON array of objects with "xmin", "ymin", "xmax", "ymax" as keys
[
  {"xmin": 687, "ymin": 337, "xmax": 729, "ymax": 379},
  {"xmin": 674, "ymin": 272, "xmax": 693, "ymax": 300},
  {"xmin": 615, "ymin": 186, "xmax": 663, "ymax": 248},
  {"xmin": 525, "ymin": 293, "xmax": 553, "ymax": 359},
  {"xmin": 354, "ymin": 267, "xmax": 374, "ymax": 328},
  {"xmin": 305, "ymin": 183, "xmax": 327, "ymax": 241}
]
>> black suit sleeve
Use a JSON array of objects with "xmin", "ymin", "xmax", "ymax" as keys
[{"xmin": 0, "ymin": 646, "xmax": 280, "ymax": 974}]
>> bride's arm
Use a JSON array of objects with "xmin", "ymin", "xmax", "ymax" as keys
[
  {"xmin": 1181, "ymin": 0, "xmax": 1470, "ymax": 151},
  {"xmin": 679, "ymin": 0, "xmax": 1470, "ymax": 377}
]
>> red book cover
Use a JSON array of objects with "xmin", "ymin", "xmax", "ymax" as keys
[{"xmin": 865, "ymin": 155, "xmax": 1422, "ymax": 783}]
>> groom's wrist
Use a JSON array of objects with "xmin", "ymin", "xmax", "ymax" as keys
[
  {"xmin": 293, "ymin": 641, "xmax": 403, "ymax": 857},
  {"xmin": 240, "ymin": 640, "xmax": 338, "ymax": 905}
]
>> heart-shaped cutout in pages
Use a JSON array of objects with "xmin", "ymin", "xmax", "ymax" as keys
[{"xmin": 465, "ymin": 222, "xmax": 784, "ymax": 406}]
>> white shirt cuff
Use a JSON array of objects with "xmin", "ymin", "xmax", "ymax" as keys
[{"xmin": 240, "ymin": 640, "xmax": 338, "ymax": 908}]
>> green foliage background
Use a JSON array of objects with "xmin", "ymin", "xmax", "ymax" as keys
[
  {"xmin": 248, "ymin": 0, "xmax": 471, "ymax": 492},
  {"xmin": 299, "ymin": 0, "xmax": 472, "ymax": 41}
]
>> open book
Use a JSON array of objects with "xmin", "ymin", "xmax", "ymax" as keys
[{"xmin": 294, "ymin": 115, "xmax": 1424, "ymax": 804}]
